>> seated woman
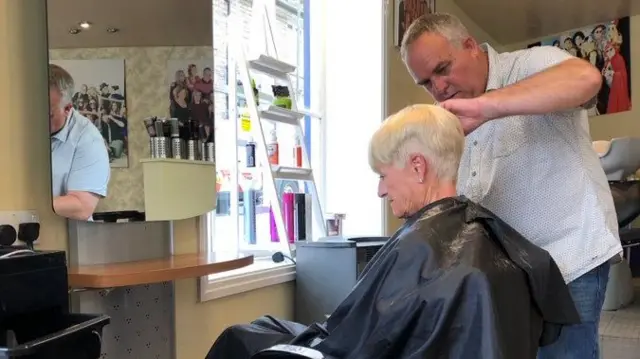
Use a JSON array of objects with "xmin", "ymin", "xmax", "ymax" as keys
[{"xmin": 206, "ymin": 104, "xmax": 579, "ymax": 359}]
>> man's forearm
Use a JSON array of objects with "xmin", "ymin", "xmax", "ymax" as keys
[
  {"xmin": 482, "ymin": 59, "xmax": 602, "ymax": 119},
  {"xmin": 53, "ymin": 195, "xmax": 92, "ymax": 220}
]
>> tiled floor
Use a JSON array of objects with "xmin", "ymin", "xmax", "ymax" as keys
[{"xmin": 600, "ymin": 282, "xmax": 640, "ymax": 358}]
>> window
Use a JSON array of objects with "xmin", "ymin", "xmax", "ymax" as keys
[
  {"xmin": 319, "ymin": 1, "xmax": 386, "ymax": 237},
  {"xmin": 200, "ymin": 0, "xmax": 386, "ymax": 301},
  {"xmin": 200, "ymin": 0, "xmax": 310, "ymax": 301}
]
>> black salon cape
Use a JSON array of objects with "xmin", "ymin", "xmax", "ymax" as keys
[{"xmin": 206, "ymin": 196, "xmax": 580, "ymax": 359}]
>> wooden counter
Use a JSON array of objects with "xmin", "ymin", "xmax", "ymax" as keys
[{"xmin": 68, "ymin": 253, "xmax": 253, "ymax": 288}]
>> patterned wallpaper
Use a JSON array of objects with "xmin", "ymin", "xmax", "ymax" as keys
[{"xmin": 49, "ymin": 46, "xmax": 213, "ymax": 213}]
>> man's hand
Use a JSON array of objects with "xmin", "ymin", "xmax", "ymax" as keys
[{"xmin": 439, "ymin": 97, "xmax": 497, "ymax": 135}]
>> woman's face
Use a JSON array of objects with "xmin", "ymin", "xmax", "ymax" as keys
[
  {"xmin": 376, "ymin": 161, "xmax": 424, "ymax": 218},
  {"xmin": 605, "ymin": 46, "xmax": 615, "ymax": 59},
  {"xmin": 593, "ymin": 26, "xmax": 605, "ymax": 42},
  {"xmin": 563, "ymin": 38, "xmax": 574, "ymax": 49},
  {"xmin": 177, "ymin": 70, "xmax": 185, "ymax": 82}
]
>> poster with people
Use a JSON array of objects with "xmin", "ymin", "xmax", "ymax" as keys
[
  {"xmin": 395, "ymin": 0, "xmax": 436, "ymax": 47},
  {"xmin": 166, "ymin": 59, "xmax": 214, "ymax": 143},
  {"xmin": 526, "ymin": 17, "xmax": 631, "ymax": 117}
]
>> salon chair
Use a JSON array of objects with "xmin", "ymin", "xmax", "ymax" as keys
[{"xmin": 593, "ymin": 137, "xmax": 640, "ymax": 311}]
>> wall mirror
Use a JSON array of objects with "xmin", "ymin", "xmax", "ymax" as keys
[{"xmin": 47, "ymin": 0, "xmax": 214, "ymax": 222}]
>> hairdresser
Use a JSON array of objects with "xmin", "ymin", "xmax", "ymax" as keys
[{"xmin": 399, "ymin": 13, "xmax": 620, "ymax": 358}]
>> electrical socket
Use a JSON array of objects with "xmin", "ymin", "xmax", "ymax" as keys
[{"xmin": 0, "ymin": 211, "xmax": 40, "ymax": 244}]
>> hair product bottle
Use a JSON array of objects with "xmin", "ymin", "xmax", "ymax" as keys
[
  {"xmin": 267, "ymin": 129, "xmax": 279, "ymax": 165},
  {"xmin": 293, "ymin": 136, "xmax": 303, "ymax": 167}
]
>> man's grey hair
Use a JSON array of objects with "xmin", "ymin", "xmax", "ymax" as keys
[
  {"xmin": 48, "ymin": 64, "xmax": 75, "ymax": 109},
  {"xmin": 400, "ymin": 13, "xmax": 471, "ymax": 63},
  {"xmin": 368, "ymin": 104, "xmax": 464, "ymax": 182}
]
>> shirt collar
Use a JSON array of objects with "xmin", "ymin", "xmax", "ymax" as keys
[
  {"xmin": 51, "ymin": 109, "xmax": 75, "ymax": 143},
  {"xmin": 481, "ymin": 43, "xmax": 504, "ymax": 92}
]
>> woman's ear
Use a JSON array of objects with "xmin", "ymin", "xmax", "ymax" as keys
[{"xmin": 410, "ymin": 154, "xmax": 428, "ymax": 183}]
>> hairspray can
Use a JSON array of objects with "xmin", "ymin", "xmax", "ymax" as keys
[
  {"xmin": 157, "ymin": 137, "xmax": 168, "ymax": 158},
  {"xmin": 246, "ymin": 137, "xmax": 256, "ymax": 168},
  {"xmin": 243, "ymin": 189, "xmax": 257, "ymax": 244},
  {"xmin": 269, "ymin": 206, "xmax": 279, "ymax": 243},
  {"xmin": 150, "ymin": 137, "xmax": 158, "ymax": 158},
  {"xmin": 283, "ymin": 192, "xmax": 295, "ymax": 244},
  {"xmin": 206, "ymin": 142, "xmax": 215, "ymax": 162},
  {"xmin": 171, "ymin": 138, "xmax": 182, "ymax": 159},
  {"xmin": 187, "ymin": 139, "xmax": 196, "ymax": 160}
]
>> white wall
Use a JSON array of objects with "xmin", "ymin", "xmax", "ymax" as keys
[{"xmin": 310, "ymin": 1, "xmax": 386, "ymax": 237}]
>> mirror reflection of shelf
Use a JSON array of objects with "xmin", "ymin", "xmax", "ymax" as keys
[
  {"xmin": 271, "ymin": 165, "xmax": 312, "ymax": 181},
  {"xmin": 140, "ymin": 158, "xmax": 216, "ymax": 221}
]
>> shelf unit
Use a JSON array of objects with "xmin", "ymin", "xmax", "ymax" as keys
[
  {"xmin": 140, "ymin": 158, "xmax": 217, "ymax": 221},
  {"xmin": 67, "ymin": 253, "xmax": 253, "ymax": 288},
  {"xmin": 227, "ymin": 2, "xmax": 327, "ymax": 258}
]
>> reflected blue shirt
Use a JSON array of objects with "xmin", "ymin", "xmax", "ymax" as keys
[{"xmin": 51, "ymin": 109, "xmax": 110, "ymax": 198}]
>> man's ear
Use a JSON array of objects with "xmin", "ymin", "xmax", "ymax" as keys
[
  {"xmin": 63, "ymin": 103, "xmax": 74, "ymax": 113},
  {"xmin": 462, "ymin": 37, "xmax": 478, "ymax": 51}
]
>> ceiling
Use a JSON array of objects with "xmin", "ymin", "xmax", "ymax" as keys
[
  {"xmin": 454, "ymin": 0, "xmax": 639, "ymax": 45},
  {"xmin": 47, "ymin": 0, "xmax": 212, "ymax": 49}
]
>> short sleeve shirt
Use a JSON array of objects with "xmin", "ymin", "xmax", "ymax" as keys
[
  {"xmin": 51, "ymin": 109, "xmax": 110, "ymax": 198},
  {"xmin": 456, "ymin": 44, "xmax": 622, "ymax": 283}
]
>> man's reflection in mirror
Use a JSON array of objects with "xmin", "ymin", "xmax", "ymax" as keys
[{"xmin": 49, "ymin": 64, "xmax": 110, "ymax": 220}]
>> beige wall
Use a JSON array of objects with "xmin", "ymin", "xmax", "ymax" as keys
[
  {"xmin": 50, "ymin": 46, "xmax": 211, "ymax": 212},
  {"xmin": 171, "ymin": 219, "xmax": 295, "ymax": 358},
  {"xmin": 384, "ymin": 0, "xmax": 503, "ymax": 234},
  {"xmin": 0, "ymin": 0, "xmax": 67, "ymax": 250},
  {"xmin": 502, "ymin": 16, "xmax": 640, "ymax": 141}
]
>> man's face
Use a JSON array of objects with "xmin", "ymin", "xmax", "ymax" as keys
[
  {"xmin": 405, "ymin": 33, "xmax": 484, "ymax": 102},
  {"xmin": 49, "ymin": 88, "xmax": 71, "ymax": 133}
]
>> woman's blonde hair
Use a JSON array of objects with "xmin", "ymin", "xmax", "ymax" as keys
[{"xmin": 368, "ymin": 104, "xmax": 464, "ymax": 182}]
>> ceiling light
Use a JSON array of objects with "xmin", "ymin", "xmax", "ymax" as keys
[
  {"xmin": 78, "ymin": 21, "xmax": 92, "ymax": 29},
  {"xmin": 69, "ymin": 28, "xmax": 80, "ymax": 35},
  {"xmin": 106, "ymin": 27, "xmax": 119, "ymax": 34}
]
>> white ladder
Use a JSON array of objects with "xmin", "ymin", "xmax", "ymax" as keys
[{"xmin": 228, "ymin": 0, "xmax": 326, "ymax": 257}]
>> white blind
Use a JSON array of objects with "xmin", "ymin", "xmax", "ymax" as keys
[{"xmin": 212, "ymin": 0, "xmax": 305, "ymax": 121}]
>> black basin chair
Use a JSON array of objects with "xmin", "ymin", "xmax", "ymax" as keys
[{"xmin": 593, "ymin": 137, "xmax": 640, "ymax": 310}]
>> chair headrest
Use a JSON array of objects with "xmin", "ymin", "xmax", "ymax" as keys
[
  {"xmin": 592, "ymin": 140, "xmax": 611, "ymax": 158},
  {"xmin": 593, "ymin": 137, "xmax": 640, "ymax": 181}
]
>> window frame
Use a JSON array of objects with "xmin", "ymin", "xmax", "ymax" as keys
[{"xmin": 199, "ymin": 0, "xmax": 310, "ymax": 302}]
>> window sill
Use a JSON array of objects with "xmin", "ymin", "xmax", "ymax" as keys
[{"xmin": 198, "ymin": 258, "xmax": 296, "ymax": 301}]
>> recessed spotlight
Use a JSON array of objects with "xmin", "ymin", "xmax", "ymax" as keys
[
  {"xmin": 69, "ymin": 28, "xmax": 81, "ymax": 35},
  {"xmin": 106, "ymin": 27, "xmax": 119, "ymax": 34},
  {"xmin": 78, "ymin": 21, "xmax": 92, "ymax": 29}
]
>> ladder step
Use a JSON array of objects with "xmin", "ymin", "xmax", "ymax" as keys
[
  {"xmin": 260, "ymin": 105, "xmax": 304, "ymax": 125},
  {"xmin": 249, "ymin": 55, "xmax": 296, "ymax": 78},
  {"xmin": 272, "ymin": 165, "xmax": 312, "ymax": 181}
]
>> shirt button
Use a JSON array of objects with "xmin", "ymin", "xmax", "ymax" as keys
[
  {"xmin": 472, "ymin": 171, "xmax": 477, "ymax": 177},
  {"xmin": 473, "ymin": 141, "xmax": 478, "ymax": 146}
]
